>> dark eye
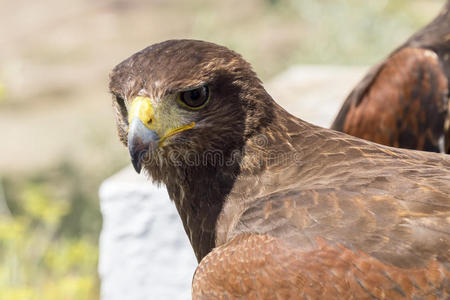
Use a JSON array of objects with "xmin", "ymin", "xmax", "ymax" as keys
[
  {"xmin": 178, "ymin": 86, "xmax": 209, "ymax": 109},
  {"xmin": 115, "ymin": 94, "xmax": 129, "ymax": 124}
]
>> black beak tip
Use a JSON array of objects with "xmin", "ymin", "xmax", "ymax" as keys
[
  {"xmin": 129, "ymin": 148, "xmax": 148, "ymax": 174},
  {"xmin": 127, "ymin": 119, "xmax": 160, "ymax": 174},
  {"xmin": 131, "ymin": 156, "xmax": 143, "ymax": 174}
]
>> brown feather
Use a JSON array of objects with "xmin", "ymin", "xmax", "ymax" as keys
[
  {"xmin": 193, "ymin": 234, "xmax": 449, "ymax": 299},
  {"xmin": 109, "ymin": 39, "xmax": 450, "ymax": 299},
  {"xmin": 332, "ymin": 1, "xmax": 450, "ymax": 153}
]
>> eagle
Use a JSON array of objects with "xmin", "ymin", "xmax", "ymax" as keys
[
  {"xmin": 109, "ymin": 39, "xmax": 450, "ymax": 299},
  {"xmin": 332, "ymin": 0, "xmax": 450, "ymax": 154}
]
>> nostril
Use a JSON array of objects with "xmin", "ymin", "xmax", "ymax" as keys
[{"xmin": 147, "ymin": 118, "xmax": 153, "ymax": 126}]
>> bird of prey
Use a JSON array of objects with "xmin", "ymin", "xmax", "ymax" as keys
[
  {"xmin": 109, "ymin": 39, "xmax": 450, "ymax": 299},
  {"xmin": 332, "ymin": 0, "xmax": 450, "ymax": 154}
]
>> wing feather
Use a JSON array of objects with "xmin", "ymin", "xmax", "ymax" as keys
[
  {"xmin": 193, "ymin": 234, "xmax": 449, "ymax": 299},
  {"xmin": 331, "ymin": 48, "xmax": 449, "ymax": 153}
]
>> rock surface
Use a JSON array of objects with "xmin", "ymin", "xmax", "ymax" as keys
[
  {"xmin": 98, "ymin": 65, "xmax": 367, "ymax": 300},
  {"xmin": 99, "ymin": 167, "xmax": 198, "ymax": 300}
]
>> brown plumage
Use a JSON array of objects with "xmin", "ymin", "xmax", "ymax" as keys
[
  {"xmin": 109, "ymin": 39, "xmax": 450, "ymax": 299},
  {"xmin": 332, "ymin": 1, "xmax": 450, "ymax": 153}
]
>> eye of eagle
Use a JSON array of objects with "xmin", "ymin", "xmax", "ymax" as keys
[
  {"xmin": 115, "ymin": 94, "xmax": 129, "ymax": 125},
  {"xmin": 178, "ymin": 86, "xmax": 210, "ymax": 109}
]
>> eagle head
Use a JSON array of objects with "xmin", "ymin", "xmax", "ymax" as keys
[{"xmin": 109, "ymin": 39, "xmax": 273, "ymax": 176}]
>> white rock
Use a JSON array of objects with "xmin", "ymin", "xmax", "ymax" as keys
[{"xmin": 99, "ymin": 167, "xmax": 197, "ymax": 300}]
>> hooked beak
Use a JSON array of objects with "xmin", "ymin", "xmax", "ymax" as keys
[
  {"xmin": 127, "ymin": 96, "xmax": 196, "ymax": 173},
  {"xmin": 128, "ymin": 118, "xmax": 159, "ymax": 173},
  {"xmin": 127, "ymin": 96, "xmax": 159, "ymax": 173}
]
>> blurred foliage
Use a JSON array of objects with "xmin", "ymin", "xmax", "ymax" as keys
[
  {"xmin": 261, "ymin": 0, "xmax": 439, "ymax": 72},
  {"xmin": 187, "ymin": 0, "xmax": 442, "ymax": 78},
  {"xmin": 0, "ymin": 164, "xmax": 100, "ymax": 300}
]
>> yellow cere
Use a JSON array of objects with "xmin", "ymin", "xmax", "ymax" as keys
[
  {"xmin": 129, "ymin": 96, "xmax": 196, "ymax": 145},
  {"xmin": 128, "ymin": 96, "xmax": 155, "ymax": 129}
]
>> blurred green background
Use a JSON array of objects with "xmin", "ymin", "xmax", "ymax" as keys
[{"xmin": 0, "ymin": 0, "xmax": 444, "ymax": 299}]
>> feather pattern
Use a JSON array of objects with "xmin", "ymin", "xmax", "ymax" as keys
[
  {"xmin": 332, "ymin": 1, "xmax": 450, "ymax": 153},
  {"xmin": 109, "ymin": 39, "xmax": 450, "ymax": 299}
]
